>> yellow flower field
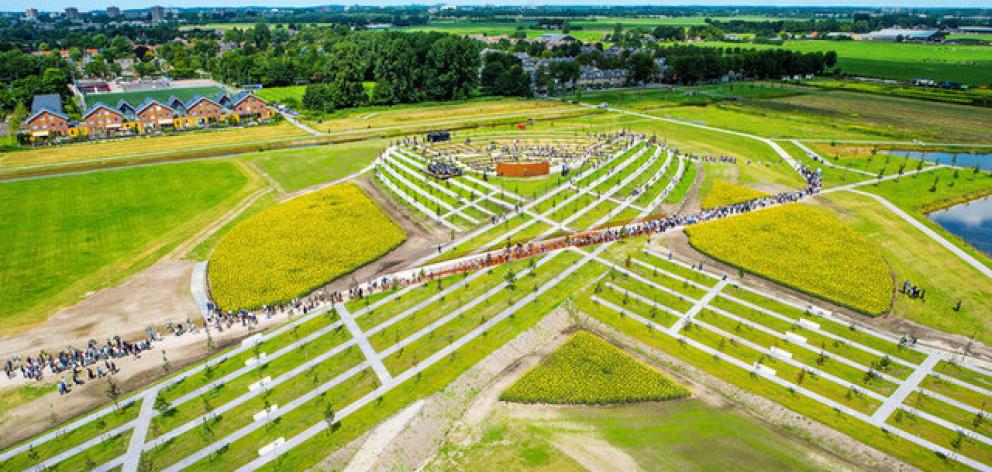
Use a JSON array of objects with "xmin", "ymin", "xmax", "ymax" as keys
[
  {"xmin": 208, "ymin": 183, "xmax": 406, "ymax": 311},
  {"xmin": 686, "ymin": 203, "xmax": 893, "ymax": 315},
  {"xmin": 500, "ymin": 332, "xmax": 689, "ymax": 405},
  {"xmin": 702, "ymin": 180, "xmax": 769, "ymax": 210}
]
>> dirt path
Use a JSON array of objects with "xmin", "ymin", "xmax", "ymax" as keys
[
  {"xmin": 0, "ymin": 260, "xmax": 198, "ymax": 363},
  {"xmin": 0, "ymin": 310, "xmax": 288, "ymax": 449}
]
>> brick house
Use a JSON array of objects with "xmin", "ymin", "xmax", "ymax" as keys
[
  {"xmin": 229, "ymin": 91, "xmax": 271, "ymax": 118},
  {"xmin": 82, "ymin": 102, "xmax": 125, "ymax": 135},
  {"xmin": 184, "ymin": 96, "xmax": 224, "ymax": 125},
  {"xmin": 23, "ymin": 94, "xmax": 70, "ymax": 139},
  {"xmin": 135, "ymin": 99, "xmax": 176, "ymax": 130}
]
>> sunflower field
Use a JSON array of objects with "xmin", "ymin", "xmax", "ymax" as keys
[
  {"xmin": 702, "ymin": 181, "xmax": 769, "ymax": 210},
  {"xmin": 685, "ymin": 203, "xmax": 893, "ymax": 315},
  {"xmin": 500, "ymin": 332, "xmax": 690, "ymax": 405},
  {"xmin": 208, "ymin": 183, "xmax": 406, "ymax": 311}
]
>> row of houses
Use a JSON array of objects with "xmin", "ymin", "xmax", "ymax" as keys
[
  {"xmin": 504, "ymin": 51, "xmax": 666, "ymax": 90},
  {"xmin": 22, "ymin": 91, "xmax": 274, "ymax": 141}
]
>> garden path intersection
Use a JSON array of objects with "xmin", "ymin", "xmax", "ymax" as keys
[{"xmin": 6, "ymin": 115, "xmax": 992, "ymax": 472}]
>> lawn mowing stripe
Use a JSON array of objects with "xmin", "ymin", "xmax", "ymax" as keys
[
  {"xmin": 590, "ymin": 292, "xmax": 992, "ymax": 472},
  {"xmin": 717, "ymin": 291, "xmax": 923, "ymax": 367},
  {"xmin": 159, "ymin": 361, "xmax": 373, "ymax": 472},
  {"xmin": 239, "ymin": 242, "xmax": 612, "ymax": 472},
  {"xmin": 704, "ymin": 304, "xmax": 903, "ymax": 393},
  {"xmin": 604, "ymin": 281, "xmax": 683, "ymax": 321},
  {"xmin": 374, "ymin": 166, "xmax": 460, "ymax": 231},
  {"xmin": 697, "ymin": 308, "xmax": 898, "ymax": 398},
  {"xmin": 897, "ymin": 404, "xmax": 992, "ymax": 448}
]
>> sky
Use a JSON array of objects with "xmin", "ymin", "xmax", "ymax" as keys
[{"xmin": 8, "ymin": 0, "xmax": 989, "ymax": 12}]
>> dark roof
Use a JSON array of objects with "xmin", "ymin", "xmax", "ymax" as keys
[
  {"xmin": 167, "ymin": 95, "xmax": 185, "ymax": 109},
  {"xmin": 230, "ymin": 91, "xmax": 265, "ymax": 107},
  {"xmin": 213, "ymin": 92, "xmax": 230, "ymax": 104},
  {"xmin": 26, "ymin": 94, "xmax": 69, "ymax": 123},
  {"xmin": 31, "ymin": 94, "xmax": 63, "ymax": 115},
  {"xmin": 83, "ymin": 102, "xmax": 122, "ymax": 119},
  {"xmin": 135, "ymin": 98, "xmax": 173, "ymax": 114},
  {"xmin": 116, "ymin": 99, "xmax": 136, "ymax": 113},
  {"xmin": 184, "ymin": 94, "xmax": 221, "ymax": 110}
]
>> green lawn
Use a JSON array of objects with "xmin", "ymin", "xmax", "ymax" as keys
[
  {"xmin": 240, "ymin": 139, "xmax": 387, "ymax": 193},
  {"xmin": 255, "ymin": 85, "xmax": 306, "ymax": 107},
  {"xmin": 859, "ymin": 167, "xmax": 992, "ymax": 270},
  {"xmin": 0, "ymin": 161, "xmax": 253, "ymax": 332},
  {"xmin": 685, "ymin": 40, "xmax": 992, "ymax": 86},
  {"xmin": 84, "ymin": 86, "xmax": 228, "ymax": 109},
  {"xmin": 428, "ymin": 401, "xmax": 838, "ymax": 472},
  {"xmin": 815, "ymin": 191, "xmax": 992, "ymax": 345}
]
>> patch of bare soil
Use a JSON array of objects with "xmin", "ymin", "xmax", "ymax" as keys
[
  {"xmin": 333, "ymin": 309, "xmax": 575, "ymax": 472},
  {"xmin": 0, "ymin": 260, "xmax": 198, "ymax": 362},
  {"xmin": 554, "ymin": 431, "xmax": 641, "ymax": 472},
  {"xmin": 0, "ymin": 300, "xmax": 294, "ymax": 449},
  {"xmin": 658, "ymin": 229, "xmax": 992, "ymax": 362}
]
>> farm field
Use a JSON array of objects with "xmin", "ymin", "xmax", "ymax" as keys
[
  {"xmin": 0, "ymin": 160, "xmax": 255, "ymax": 332},
  {"xmin": 500, "ymin": 331, "xmax": 689, "ymax": 404},
  {"xmin": 305, "ymin": 97, "xmax": 591, "ymax": 134},
  {"xmin": 0, "ymin": 121, "xmax": 309, "ymax": 174},
  {"xmin": 685, "ymin": 203, "xmax": 893, "ymax": 315},
  {"xmin": 208, "ymin": 183, "xmax": 405, "ymax": 311},
  {"xmin": 427, "ymin": 400, "xmax": 843, "ymax": 472},
  {"xmin": 83, "ymin": 86, "xmax": 228, "ymax": 109},
  {"xmin": 684, "ymin": 40, "xmax": 992, "ymax": 86}
]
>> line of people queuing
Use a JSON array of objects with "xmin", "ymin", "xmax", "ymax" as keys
[{"xmin": 5, "ymin": 318, "xmax": 206, "ymax": 395}]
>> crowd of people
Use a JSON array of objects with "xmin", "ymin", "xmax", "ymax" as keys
[
  {"xmin": 686, "ymin": 153, "xmax": 738, "ymax": 164},
  {"xmin": 341, "ymin": 157, "xmax": 822, "ymax": 304},
  {"xmin": 425, "ymin": 159, "xmax": 463, "ymax": 178},
  {"xmin": 3, "ymin": 316, "xmax": 213, "ymax": 396}
]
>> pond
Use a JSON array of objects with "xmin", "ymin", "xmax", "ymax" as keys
[
  {"xmin": 928, "ymin": 194, "xmax": 992, "ymax": 257},
  {"xmin": 889, "ymin": 150, "xmax": 992, "ymax": 169}
]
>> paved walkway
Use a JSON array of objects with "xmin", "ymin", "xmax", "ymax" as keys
[
  {"xmin": 848, "ymin": 189, "xmax": 992, "ymax": 279},
  {"xmin": 122, "ymin": 389, "xmax": 159, "ymax": 472},
  {"xmin": 337, "ymin": 304, "xmax": 392, "ymax": 384},
  {"xmin": 671, "ymin": 279, "xmax": 728, "ymax": 334},
  {"xmin": 277, "ymin": 110, "xmax": 321, "ymax": 136},
  {"xmin": 871, "ymin": 353, "xmax": 941, "ymax": 425}
]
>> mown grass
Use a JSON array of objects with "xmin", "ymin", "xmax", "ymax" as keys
[
  {"xmin": 815, "ymin": 192, "xmax": 992, "ymax": 346},
  {"xmin": 577, "ymin": 288, "xmax": 976, "ymax": 472},
  {"xmin": 240, "ymin": 139, "xmax": 386, "ymax": 193},
  {"xmin": 427, "ymin": 400, "xmax": 838, "ymax": 472},
  {"xmin": 0, "ymin": 161, "xmax": 254, "ymax": 332}
]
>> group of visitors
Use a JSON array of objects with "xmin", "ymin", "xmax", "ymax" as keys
[
  {"xmin": 4, "ymin": 316, "xmax": 212, "ymax": 396},
  {"xmin": 686, "ymin": 153, "xmax": 738, "ymax": 164},
  {"xmin": 341, "ymin": 158, "xmax": 822, "ymax": 304},
  {"xmin": 425, "ymin": 159, "xmax": 463, "ymax": 178},
  {"xmin": 900, "ymin": 280, "xmax": 927, "ymax": 300}
]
